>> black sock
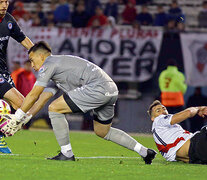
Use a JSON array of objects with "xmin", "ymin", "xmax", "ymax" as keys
[
  {"xmin": 0, "ymin": 132, "xmax": 5, "ymax": 137},
  {"xmin": 11, "ymin": 106, "xmax": 16, "ymax": 114}
]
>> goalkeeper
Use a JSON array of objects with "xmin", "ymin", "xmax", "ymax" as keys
[{"xmin": 0, "ymin": 41, "xmax": 157, "ymax": 164}]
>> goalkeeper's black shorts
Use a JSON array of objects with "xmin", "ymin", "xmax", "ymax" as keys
[{"xmin": 189, "ymin": 126, "xmax": 207, "ymax": 164}]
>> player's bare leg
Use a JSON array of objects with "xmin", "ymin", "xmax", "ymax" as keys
[
  {"xmin": 176, "ymin": 139, "xmax": 190, "ymax": 163},
  {"xmin": 3, "ymin": 88, "xmax": 24, "ymax": 110},
  {"xmin": 93, "ymin": 120, "xmax": 157, "ymax": 164},
  {"xmin": 0, "ymin": 87, "xmax": 24, "ymax": 153},
  {"xmin": 48, "ymin": 95, "xmax": 75, "ymax": 161}
]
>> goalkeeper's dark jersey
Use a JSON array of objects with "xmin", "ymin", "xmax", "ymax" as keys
[{"xmin": 0, "ymin": 12, "xmax": 26, "ymax": 73}]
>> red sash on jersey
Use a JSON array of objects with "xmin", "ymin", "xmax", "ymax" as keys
[
  {"xmin": 156, "ymin": 137, "xmax": 185, "ymax": 153},
  {"xmin": 0, "ymin": 17, "xmax": 3, "ymax": 23},
  {"xmin": 184, "ymin": 130, "xmax": 190, "ymax": 134}
]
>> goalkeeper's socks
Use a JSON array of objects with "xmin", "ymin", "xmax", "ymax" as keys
[
  {"xmin": 104, "ymin": 127, "xmax": 148, "ymax": 158},
  {"xmin": 134, "ymin": 144, "xmax": 148, "ymax": 157},
  {"xmin": 61, "ymin": 144, "xmax": 74, "ymax": 158}
]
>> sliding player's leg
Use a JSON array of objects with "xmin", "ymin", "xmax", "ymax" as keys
[{"xmin": 188, "ymin": 126, "xmax": 207, "ymax": 164}]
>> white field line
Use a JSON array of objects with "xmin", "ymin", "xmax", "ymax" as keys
[
  {"xmin": 0, "ymin": 153, "xmax": 20, "ymax": 156},
  {"xmin": 76, "ymin": 156, "xmax": 140, "ymax": 159},
  {"xmin": 0, "ymin": 154, "xmax": 140, "ymax": 159}
]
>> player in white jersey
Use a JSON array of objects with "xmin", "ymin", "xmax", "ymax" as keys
[
  {"xmin": 148, "ymin": 100, "xmax": 207, "ymax": 164},
  {"xmin": 0, "ymin": 41, "xmax": 157, "ymax": 164}
]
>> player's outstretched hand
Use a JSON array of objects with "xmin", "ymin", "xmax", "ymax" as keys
[{"xmin": 198, "ymin": 106, "xmax": 207, "ymax": 118}]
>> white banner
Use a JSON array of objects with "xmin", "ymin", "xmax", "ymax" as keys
[
  {"xmin": 181, "ymin": 33, "xmax": 207, "ymax": 86},
  {"xmin": 8, "ymin": 27, "xmax": 163, "ymax": 82}
]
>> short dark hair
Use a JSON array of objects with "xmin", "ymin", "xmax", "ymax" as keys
[
  {"xmin": 28, "ymin": 41, "xmax": 51, "ymax": 54},
  {"xmin": 147, "ymin": 100, "xmax": 162, "ymax": 117}
]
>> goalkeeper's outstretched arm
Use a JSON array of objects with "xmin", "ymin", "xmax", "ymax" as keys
[
  {"xmin": 27, "ymin": 91, "xmax": 54, "ymax": 118},
  {"xmin": 20, "ymin": 85, "xmax": 45, "ymax": 113}
]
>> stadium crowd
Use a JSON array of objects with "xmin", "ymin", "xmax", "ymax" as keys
[{"xmin": 6, "ymin": 0, "xmax": 189, "ymax": 31}]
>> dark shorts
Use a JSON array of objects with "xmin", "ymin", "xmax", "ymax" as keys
[
  {"xmin": 0, "ymin": 73, "xmax": 15, "ymax": 99},
  {"xmin": 63, "ymin": 93, "xmax": 83, "ymax": 113},
  {"xmin": 189, "ymin": 126, "xmax": 207, "ymax": 164}
]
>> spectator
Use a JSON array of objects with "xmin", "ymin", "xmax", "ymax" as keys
[
  {"xmin": 158, "ymin": 59, "xmax": 187, "ymax": 129},
  {"xmin": 198, "ymin": 1, "xmax": 207, "ymax": 28},
  {"xmin": 45, "ymin": 2, "xmax": 57, "ymax": 27},
  {"xmin": 12, "ymin": 1, "xmax": 28, "ymax": 20},
  {"xmin": 18, "ymin": 12, "xmax": 33, "ymax": 30},
  {"xmin": 31, "ymin": 12, "xmax": 41, "ymax": 26},
  {"xmin": 45, "ymin": 11, "xmax": 56, "ymax": 27},
  {"xmin": 87, "ymin": 6, "xmax": 108, "ymax": 28},
  {"xmin": 177, "ymin": 22, "xmax": 185, "ymax": 32},
  {"xmin": 11, "ymin": 61, "xmax": 24, "ymax": 87},
  {"xmin": 49, "ymin": 2, "xmax": 57, "ymax": 12},
  {"xmin": 154, "ymin": 5, "xmax": 168, "ymax": 26},
  {"xmin": 84, "ymin": 0, "xmax": 101, "ymax": 17},
  {"xmin": 54, "ymin": 0, "xmax": 70, "ymax": 23},
  {"xmin": 121, "ymin": 0, "xmax": 137, "ymax": 25},
  {"xmin": 187, "ymin": 87, "xmax": 207, "ymax": 133},
  {"xmin": 168, "ymin": 0, "xmax": 183, "ymax": 21},
  {"xmin": 104, "ymin": 0, "xmax": 118, "ymax": 20},
  {"xmin": 16, "ymin": 60, "xmax": 36, "ymax": 97},
  {"xmin": 165, "ymin": 19, "xmax": 176, "ymax": 32},
  {"xmin": 132, "ymin": 20, "xmax": 141, "ymax": 30},
  {"xmin": 136, "ymin": 5, "xmax": 153, "ymax": 25},
  {"xmin": 35, "ymin": 3, "xmax": 46, "ymax": 26},
  {"xmin": 71, "ymin": 2, "xmax": 90, "ymax": 28},
  {"xmin": 107, "ymin": 16, "xmax": 116, "ymax": 28}
]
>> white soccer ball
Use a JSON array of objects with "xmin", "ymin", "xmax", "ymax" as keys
[{"xmin": 0, "ymin": 99, "xmax": 11, "ymax": 123}]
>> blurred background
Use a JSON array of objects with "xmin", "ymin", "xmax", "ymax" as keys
[{"xmin": 6, "ymin": 0, "xmax": 207, "ymax": 133}]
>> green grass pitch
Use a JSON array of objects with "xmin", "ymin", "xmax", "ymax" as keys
[{"xmin": 1, "ymin": 130, "xmax": 207, "ymax": 180}]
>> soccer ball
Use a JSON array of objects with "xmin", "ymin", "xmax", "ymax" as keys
[{"xmin": 0, "ymin": 100, "xmax": 11, "ymax": 123}]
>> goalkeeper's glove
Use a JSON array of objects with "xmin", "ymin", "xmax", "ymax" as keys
[{"xmin": 0, "ymin": 109, "xmax": 32, "ymax": 136}]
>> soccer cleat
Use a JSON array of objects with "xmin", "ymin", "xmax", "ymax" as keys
[
  {"xmin": 47, "ymin": 152, "xmax": 75, "ymax": 161},
  {"xmin": 143, "ymin": 149, "xmax": 157, "ymax": 164},
  {"xmin": 0, "ymin": 135, "xmax": 11, "ymax": 153}
]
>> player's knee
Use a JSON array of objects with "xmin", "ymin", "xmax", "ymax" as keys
[
  {"xmin": 94, "ymin": 128, "xmax": 109, "ymax": 138},
  {"xmin": 48, "ymin": 103, "xmax": 57, "ymax": 112}
]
